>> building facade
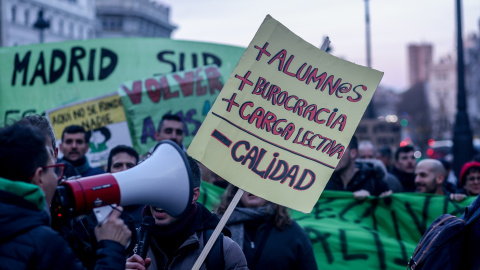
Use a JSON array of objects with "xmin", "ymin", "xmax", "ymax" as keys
[
  {"xmin": 0, "ymin": 0, "xmax": 96, "ymax": 46},
  {"xmin": 95, "ymin": 0, "xmax": 176, "ymax": 38},
  {"xmin": 0, "ymin": 0, "xmax": 176, "ymax": 47},
  {"xmin": 423, "ymin": 18, "xmax": 480, "ymax": 141},
  {"xmin": 465, "ymin": 20, "xmax": 480, "ymax": 137},
  {"xmin": 427, "ymin": 55, "xmax": 457, "ymax": 140},
  {"xmin": 408, "ymin": 44, "xmax": 433, "ymax": 88}
]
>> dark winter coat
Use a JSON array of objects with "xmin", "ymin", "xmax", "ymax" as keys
[
  {"xmin": 460, "ymin": 195, "xmax": 480, "ymax": 269},
  {"xmin": 0, "ymin": 177, "xmax": 126, "ymax": 270},
  {"xmin": 226, "ymin": 207, "xmax": 318, "ymax": 270},
  {"xmin": 143, "ymin": 202, "xmax": 248, "ymax": 270},
  {"xmin": 390, "ymin": 166, "xmax": 416, "ymax": 192},
  {"xmin": 325, "ymin": 161, "xmax": 390, "ymax": 196}
]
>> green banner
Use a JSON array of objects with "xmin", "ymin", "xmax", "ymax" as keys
[
  {"xmin": 118, "ymin": 65, "xmax": 224, "ymax": 154},
  {"xmin": 0, "ymin": 38, "xmax": 244, "ymax": 126},
  {"xmin": 198, "ymin": 182, "xmax": 474, "ymax": 270}
]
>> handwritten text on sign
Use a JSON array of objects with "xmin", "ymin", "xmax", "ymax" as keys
[{"xmin": 188, "ymin": 15, "xmax": 383, "ymax": 213}]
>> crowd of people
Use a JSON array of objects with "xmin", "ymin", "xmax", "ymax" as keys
[
  {"xmin": 2, "ymin": 113, "xmax": 480, "ymax": 269},
  {"xmin": 324, "ymin": 135, "xmax": 480, "ymax": 202}
]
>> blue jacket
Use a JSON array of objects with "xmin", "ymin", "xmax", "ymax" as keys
[{"xmin": 0, "ymin": 178, "xmax": 126, "ymax": 270}]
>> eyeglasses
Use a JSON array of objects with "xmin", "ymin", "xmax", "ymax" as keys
[
  {"xmin": 42, "ymin": 163, "xmax": 65, "ymax": 183},
  {"xmin": 466, "ymin": 176, "xmax": 480, "ymax": 183}
]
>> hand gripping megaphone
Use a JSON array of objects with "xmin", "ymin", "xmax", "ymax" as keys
[{"xmin": 51, "ymin": 141, "xmax": 193, "ymax": 224}]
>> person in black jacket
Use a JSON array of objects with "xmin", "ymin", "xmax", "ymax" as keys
[
  {"xmin": 390, "ymin": 145, "xmax": 417, "ymax": 192},
  {"xmin": 325, "ymin": 135, "xmax": 391, "ymax": 198},
  {"xmin": 216, "ymin": 184, "xmax": 318, "ymax": 270},
  {"xmin": 125, "ymin": 156, "xmax": 247, "ymax": 270},
  {"xmin": 0, "ymin": 121, "xmax": 131, "ymax": 270}
]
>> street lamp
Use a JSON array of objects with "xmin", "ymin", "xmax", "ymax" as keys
[
  {"xmin": 33, "ymin": 9, "xmax": 50, "ymax": 43},
  {"xmin": 452, "ymin": 0, "xmax": 474, "ymax": 178},
  {"xmin": 364, "ymin": 0, "xmax": 375, "ymax": 119}
]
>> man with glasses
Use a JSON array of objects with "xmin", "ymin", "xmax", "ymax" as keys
[
  {"xmin": 459, "ymin": 161, "xmax": 480, "ymax": 197},
  {"xmin": 0, "ymin": 121, "xmax": 131, "ymax": 269}
]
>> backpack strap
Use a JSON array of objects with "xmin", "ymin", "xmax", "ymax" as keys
[
  {"xmin": 465, "ymin": 206, "xmax": 480, "ymax": 226},
  {"xmin": 204, "ymin": 229, "xmax": 224, "ymax": 270},
  {"xmin": 408, "ymin": 214, "xmax": 465, "ymax": 270}
]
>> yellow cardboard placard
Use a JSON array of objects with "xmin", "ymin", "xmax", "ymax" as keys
[
  {"xmin": 188, "ymin": 15, "xmax": 384, "ymax": 213},
  {"xmin": 47, "ymin": 93, "xmax": 126, "ymax": 138}
]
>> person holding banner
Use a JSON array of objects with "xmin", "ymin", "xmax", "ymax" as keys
[
  {"xmin": 325, "ymin": 135, "xmax": 391, "ymax": 198},
  {"xmin": 414, "ymin": 159, "xmax": 448, "ymax": 195},
  {"xmin": 0, "ymin": 122, "xmax": 131, "ymax": 270},
  {"xmin": 414, "ymin": 159, "xmax": 467, "ymax": 202},
  {"xmin": 59, "ymin": 125, "xmax": 105, "ymax": 177},
  {"xmin": 458, "ymin": 161, "xmax": 480, "ymax": 197},
  {"xmin": 216, "ymin": 184, "xmax": 318, "ymax": 270},
  {"xmin": 125, "ymin": 156, "xmax": 247, "ymax": 270}
]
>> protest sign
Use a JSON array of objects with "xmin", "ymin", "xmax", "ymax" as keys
[
  {"xmin": 198, "ymin": 182, "xmax": 475, "ymax": 270},
  {"xmin": 0, "ymin": 38, "xmax": 244, "ymax": 127},
  {"xmin": 118, "ymin": 65, "xmax": 224, "ymax": 155},
  {"xmin": 46, "ymin": 93, "xmax": 132, "ymax": 167},
  {"xmin": 187, "ymin": 15, "xmax": 384, "ymax": 213}
]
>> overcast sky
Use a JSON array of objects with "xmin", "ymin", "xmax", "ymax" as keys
[{"xmin": 160, "ymin": 0, "xmax": 480, "ymax": 91}]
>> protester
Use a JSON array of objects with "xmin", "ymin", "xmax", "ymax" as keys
[
  {"xmin": 377, "ymin": 145, "xmax": 393, "ymax": 171},
  {"xmin": 22, "ymin": 115, "xmax": 100, "ymax": 268},
  {"xmin": 0, "ymin": 121, "xmax": 131, "ymax": 269},
  {"xmin": 107, "ymin": 145, "xmax": 139, "ymax": 173},
  {"xmin": 414, "ymin": 159, "xmax": 447, "ymax": 195},
  {"xmin": 107, "ymin": 145, "xmax": 143, "ymax": 228},
  {"xmin": 438, "ymin": 158, "xmax": 458, "ymax": 194},
  {"xmin": 216, "ymin": 185, "xmax": 318, "ymax": 270},
  {"xmin": 391, "ymin": 145, "xmax": 417, "ymax": 192},
  {"xmin": 59, "ymin": 125, "xmax": 104, "ymax": 177},
  {"xmin": 458, "ymin": 161, "xmax": 480, "ymax": 197},
  {"xmin": 210, "ymin": 171, "xmax": 229, "ymax": 189},
  {"xmin": 125, "ymin": 156, "xmax": 247, "ymax": 270},
  {"xmin": 358, "ymin": 140, "xmax": 376, "ymax": 159},
  {"xmin": 154, "ymin": 114, "xmax": 184, "ymax": 148},
  {"xmin": 357, "ymin": 140, "xmax": 403, "ymax": 193},
  {"xmin": 414, "ymin": 159, "xmax": 466, "ymax": 202},
  {"xmin": 325, "ymin": 135, "xmax": 391, "ymax": 198}
]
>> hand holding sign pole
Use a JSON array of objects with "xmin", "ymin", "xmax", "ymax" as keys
[{"xmin": 193, "ymin": 21, "xmax": 352, "ymax": 270}]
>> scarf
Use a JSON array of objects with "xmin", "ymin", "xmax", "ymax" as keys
[
  {"xmin": 225, "ymin": 207, "xmax": 273, "ymax": 249},
  {"xmin": 143, "ymin": 203, "xmax": 199, "ymax": 258},
  {"xmin": 63, "ymin": 156, "xmax": 90, "ymax": 175}
]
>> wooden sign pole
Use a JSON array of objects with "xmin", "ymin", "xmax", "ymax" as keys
[{"xmin": 192, "ymin": 188, "xmax": 245, "ymax": 270}]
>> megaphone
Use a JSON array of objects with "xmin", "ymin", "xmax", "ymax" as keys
[{"xmin": 51, "ymin": 141, "xmax": 193, "ymax": 224}]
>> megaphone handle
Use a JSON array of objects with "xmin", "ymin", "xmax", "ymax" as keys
[
  {"xmin": 93, "ymin": 204, "xmax": 115, "ymax": 225},
  {"xmin": 192, "ymin": 189, "xmax": 245, "ymax": 270}
]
